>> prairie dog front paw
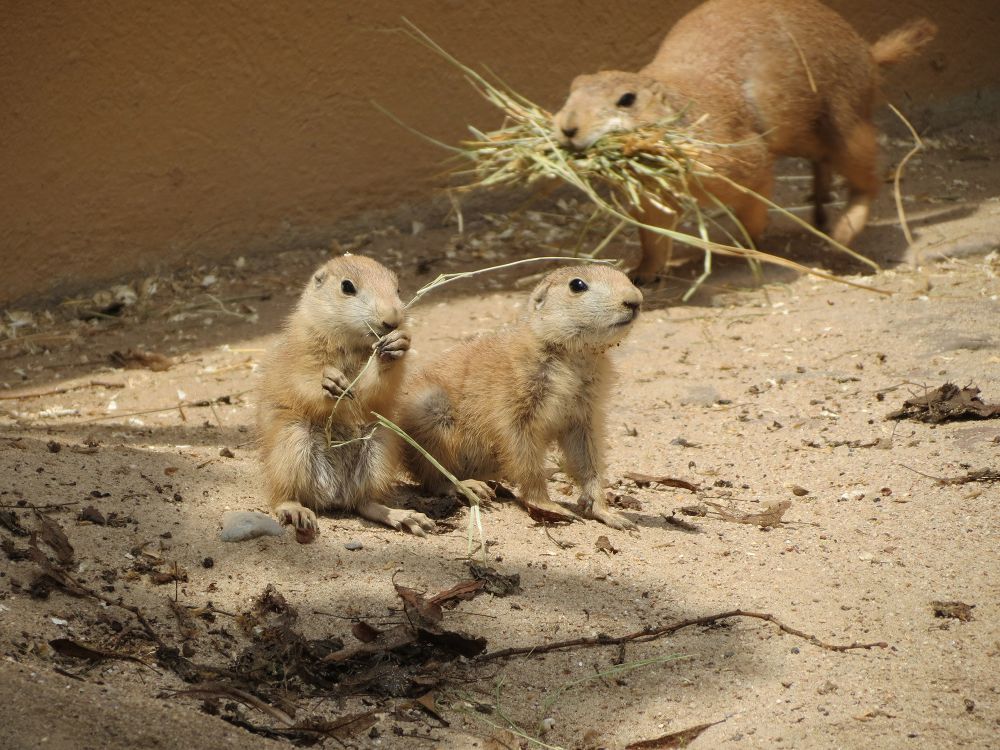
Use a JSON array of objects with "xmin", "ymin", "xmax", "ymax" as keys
[
  {"xmin": 375, "ymin": 330, "xmax": 410, "ymax": 362},
  {"xmin": 321, "ymin": 366, "xmax": 353, "ymax": 399}
]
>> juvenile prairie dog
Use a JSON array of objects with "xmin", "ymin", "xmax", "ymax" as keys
[
  {"xmin": 257, "ymin": 254, "xmax": 434, "ymax": 537},
  {"xmin": 552, "ymin": 0, "xmax": 937, "ymax": 282},
  {"xmin": 398, "ymin": 265, "xmax": 642, "ymax": 530}
]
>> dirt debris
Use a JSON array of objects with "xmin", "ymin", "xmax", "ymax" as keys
[{"xmin": 887, "ymin": 382, "xmax": 1000, "ymax": 423}]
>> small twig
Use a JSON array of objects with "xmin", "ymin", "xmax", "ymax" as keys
[
  {"xmin": 0, "ymin": 380, "xmax": 126, "ymax": 401},
  {"xmin": 479, "ymin": 609, "xmax": 888, "ymax": 661},
  {"xmin": 63, "ymin": 391, "xmax": 249, "ymax": 425},
  {"xmin": 166, "ymin": 683, "xmax": 295, "ymax": 726},
  {"xmin": 542, "ymin": 522, "xmax": 574, "ymax": 550},
  {"xmin": 0, "ymin": 501, "xmax": 78, "ymax": 511},
  {"xmin": 898, "ymin": 463, "xmax": 947, "ymax": 482}
]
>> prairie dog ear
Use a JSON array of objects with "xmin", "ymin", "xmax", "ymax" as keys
[
  {"xmin": 531, "ymin": 281, "xmax": 552, "ymax": 310},
  {"xmin": 314, "ymin": 270, "xmax": 329, "ymax": 287}
]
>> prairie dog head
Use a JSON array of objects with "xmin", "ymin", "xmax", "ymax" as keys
[
  {"xmin": 553, "ymin": 71, "xmax": 672, "ymax": 151},
  {"xmin": 528, "ymin": 265, "xmax": 642, "ymax": 350},
  {"xmin": 297, "ymin": 254, "xmax": 405, "ymax": 346}
]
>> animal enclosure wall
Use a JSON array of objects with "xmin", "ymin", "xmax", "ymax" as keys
[{"xmin": 1, "ymin": 0, "xmax": 996, "ymax": 306}]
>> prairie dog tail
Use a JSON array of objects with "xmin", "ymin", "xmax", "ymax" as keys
[{"xmin": 871, "ymin": 18, "xmax": 937, "ymax": 67}]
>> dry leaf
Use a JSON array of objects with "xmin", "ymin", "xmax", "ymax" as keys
[
  {"xmin": 49, "ymin": 638, "xmax": 153, "ymax": 670},
  {"xmin": 526, "ymin": 503, "xmax": 575, "ymax": 524},
  {"xmin": 625, "ymin": 720, "xmax": 724, "ymax": 749},
  {"xmin": 595, "ymin": 535, "xmax": 619, "ymax": 555},
  {"xmin": 36, "ymin": 514, "xmax": 74, "ymax": 565},
  {"xmin": 429, "ymin": 579, "xmax": 486, "ymax": 607},
  {"xmin": 608, "ymin": 491, "xmax": 643, "ymax": 510},
  {"xmin": 467, "ymin": 563, "xmax": 521, "ymax": 597},
  {"xmin": 352, "ymin": 621, "xmax": 382, "ymax": 643},
  {"xmin": 931, "ymin": 600, "xmax": 975, "ymax": 622},
  {"xmin": 108, "ymin": 348, "xmax": 173, "ymax": 372},
  {"xmin": 395, "ymin": 584, "xmax": 443, "ymax": 625},
  {"xmin": 663, "ymin": 514, "xmax": 701, "ymax": 533},
  {"xmin": 623, "ymin": 472, "xmax": 699, "ymax": 492}
]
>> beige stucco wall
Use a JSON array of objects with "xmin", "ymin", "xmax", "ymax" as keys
[{"xmin": 2, "ymin": 1, "xmax": 997, "ymax": 305}]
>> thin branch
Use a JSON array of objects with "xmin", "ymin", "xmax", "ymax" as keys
[{"xmin": 479, "ymin": 609, "xmax": 888, "ymax": 661}]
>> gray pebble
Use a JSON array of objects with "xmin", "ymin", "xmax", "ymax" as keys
[
  {"xmin": 219, "ymin": 511, "xmax": 284, "ymax": 542},
  {"xmin": 344, "ymin": 539, "xmax": 363, "ymax": 551}
]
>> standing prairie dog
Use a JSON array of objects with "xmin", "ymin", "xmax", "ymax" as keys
[
  {"xmin": 257, "ymin": 254, "xmax": 434, "ymax": 537},
  {"xmin": 552, "ymin": 0, "xmax": 937, "ymax": 282},
  {"xmin": 398, "ymin": 265, "xmax": 642, "ymax": 530}
]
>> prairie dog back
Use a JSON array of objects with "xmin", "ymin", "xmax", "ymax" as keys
[{"xmin": 552, "ymin": 0, "xmax": 936, "ymax": 282}]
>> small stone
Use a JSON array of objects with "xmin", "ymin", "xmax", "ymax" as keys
[
  {"xmin": 202, "ymin": 557, "xmax": 214, "ymax": 568},
  {"xmin": 219, "ymin": 511, "xmax": 284, "ymax": 542},
  {"xmin": 182, "ymin": 641, "xmax": 196, "ymax": 657},
  {"xmin": 344, "ymin": 540, "xmax": 363, "ymax": 551},
  {"xmin": 46, "ymin": 441, "xmax": 62, "ymax": 453},
  {"xmin": 791, "ymin": 485, "xmax": 809, "ymax": 496},
  {"xmin": 219, "ymin": 447, "xmax": 235, "ymax": 458}
]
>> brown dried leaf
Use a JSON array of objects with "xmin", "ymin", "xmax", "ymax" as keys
[
  {"xmin": 0, "ymin": 509, "xmax": 30, "ymax": 537},
  {"xmin": 150, "ymin": 566, "xmax": 188, "ymax": 585},
  {"xmin": 706, "ymin": 500, "xmax": 791, "ymax": 528},
  {"xmin": 887, "ymin": 382, "xmax": 1000, "ymax": 423},
  {"xmin": 595, "ymin": 535, "xmax": 619, "ymax": 555},
  {"xmin": 663, "ymin": 514, "xmax": 701, "ymax": 533},
  {"xmin": 1, "ymin": 538, "xmax": 31, "ymax": 561},
  {"xmin": 36, "ymin": 514, "xmax": 74, "ymax": 565},
  {"xmin": 108, "ymin": 348, "xmax": 173, "ymax": 372},
  {"xmin": 78, "ymin": 505, "xmax": 107, "ymax": 525},
  {"xmin": 467, "ymin": 563, "xmax": 521, "ymax": 597},
  {"xmin": 608, "ymin": 491, "xmax": 643, "ymax": 511},
  {"xmin": 49, "ymin": 638, "xmax": 153, "ymax": 670},
  {"xmin": 394, "ymin": 584, "xmax": 443, "ymax": 624},
  {"xmin": 741, "ymin": 500, "xmax": 792, "ymax": 528},
  {"xmin": 429, "ymin": 579, "xmax": 485, "ymax": 607},
  {"xmin": 352, "ymin": 621, "xmax": 383, "ymax": 643},
  {"xmin": 526, "ymin": 503, "xmax": 575, "ymax": 524},
  {"xmin": 623, "ymin": 472, "xmax": 699, "ymax": 492},
  {"xmin": 415, "ymin": 624, "xmax": 487, "ymax": 658},
  {"xmin": 931, "ymin": 600, "xmax": 975, "ymax": 622},
  {"xmin": 413, "ymin": 691, "xmax": 449, "ymax": 726},
  {"xmin": 625, "ymin": 720, "xmax": 724, "ymax": 749}
]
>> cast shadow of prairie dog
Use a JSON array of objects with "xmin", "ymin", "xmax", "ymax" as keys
[{"xmin": 552, "ymin": 0, "xmax": 937, "ymax": 283}]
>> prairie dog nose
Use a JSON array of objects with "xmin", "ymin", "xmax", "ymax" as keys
[
  {"xmin": 561, "ymin": 126, "xmax": 578, "ymax": 139},
  {"xmin": 622, "ymin": 300, "xmax": 640, "ymax": 313},
  {"xmin": 381, "ymin": 320, "xmax": 398, "ymax": 333}
]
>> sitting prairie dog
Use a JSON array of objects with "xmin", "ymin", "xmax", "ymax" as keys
[
  {"xmin": 552, "ymin": 0, "xmax": 937, "ymax": 282},
  {"xmin": 257, "ymin": 254, "xmax": 434, "ymax": 537},
  {"xmin": 398, "ymin": 265, "xmax": 642, "ymax": 530}
]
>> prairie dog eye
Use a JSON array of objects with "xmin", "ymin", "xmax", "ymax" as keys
[
  {"xmin": 568, "ymin": 278, "xmax": 588, "ymax": 293},
  {"xmin": 341, "ymin": 279, "xmax": 357, "ymax": 295},
  {"xmin": 616, "ymin": 92, "xmax": 637, "ymax": 108}
]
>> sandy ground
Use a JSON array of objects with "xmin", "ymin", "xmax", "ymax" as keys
[{"xmin": 1, "ymin": 116, "xmax": 999, "ymax": 750}]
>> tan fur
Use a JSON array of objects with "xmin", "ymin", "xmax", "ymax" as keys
[
  {"xmin": 552, "ymin": 0, "xmax": 937, "ymax": 282},
  {"xmin": 257, "ymin": 254, "xmax": 434, "ymax": 536},
  {"xmin": 398, "ymin": 266, "xmax": 642, "ymax": 530}
]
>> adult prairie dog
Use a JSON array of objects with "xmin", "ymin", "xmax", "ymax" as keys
[
  {"xmin": 552, "ymin": 0, "xmax": 937, "ymax": 282},
  {"xmin": 398, "ymin": 265, "xmax": 642, "ymax": 530},
  {"xmin": 257, "ymin": 254, "xmax": 434, "ymax": 537}
]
